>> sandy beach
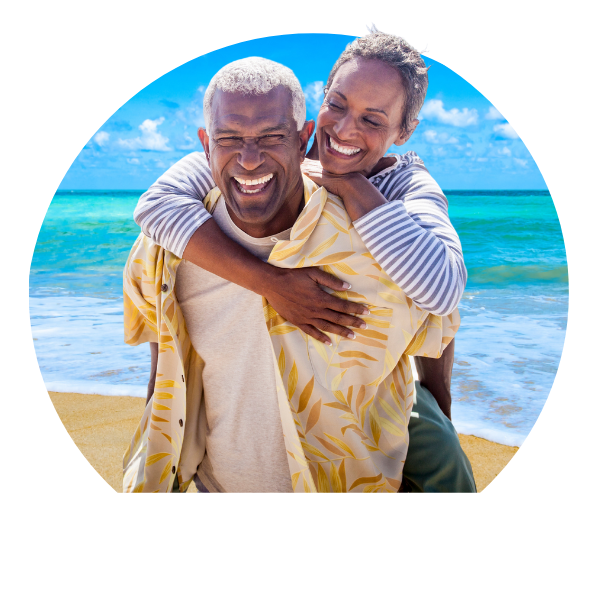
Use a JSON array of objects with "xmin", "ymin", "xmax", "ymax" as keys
[{"xmin": 49, "ymin": 391, "xmax": 519, "ymax": 493}]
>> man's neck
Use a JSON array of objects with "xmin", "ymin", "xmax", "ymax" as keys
[{"xmin": 229, "ymin": 176, "xmax": 305, "ymax": 239}]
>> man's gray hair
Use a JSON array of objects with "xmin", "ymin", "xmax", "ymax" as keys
[
  {"xmin": 203, "ymin": 57, "xmax": 306, "ymax": 134},
  {"xmin": 326, "ymin": 28, "xmax": 429, "ymax": 136}
]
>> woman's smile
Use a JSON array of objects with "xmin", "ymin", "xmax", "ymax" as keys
[{"xmin": 326, "ymin": 134, "xmax": 362, "ymax": 157}]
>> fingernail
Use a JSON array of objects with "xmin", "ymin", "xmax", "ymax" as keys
[
  {"xmin": 359, "ymin": 323, "xmax": 367, "ymax": 329},
  {"xmin": 347, "ymin": 332, "xmax": 356, "ymax": 339},
  {"xmin": 363, "ymin": 307, "xmax": 370, "ymax": 315},
  {"xmin": 342, "ymin": 282, "xmax": 352, "ymax": 290},
  {"xmin": 325, "ymin": 340, "xmax": 332, "ymax": 346}
]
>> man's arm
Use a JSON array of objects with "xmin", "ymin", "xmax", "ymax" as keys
[
  {"xmin": 134, "ymin": 152, "xmax": 368, "ymax": 345},
  {"xmin": 414, "ymin": 339, "xmax": 455, "ymax": 420},
  {"xmin": 147, "ymin": 342, "xmax": 158, "ymax": 405}
]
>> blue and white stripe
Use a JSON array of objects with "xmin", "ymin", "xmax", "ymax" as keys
[{"xmin": 134, "ymin": 151, "xmax": 466, "ymax": 316}]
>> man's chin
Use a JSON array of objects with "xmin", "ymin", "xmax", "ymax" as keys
[{"xmin": 225, "ymin": 194, "xmax": 279, "ymax": 228}]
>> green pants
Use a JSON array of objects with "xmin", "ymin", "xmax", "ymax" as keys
[
  {"xmin": 402, "ymin": 381, "xmax": 476, "ymax": 493},
  {"xmin": 173, "ymin": 381, "xmax": 476, "ymax": 493}
]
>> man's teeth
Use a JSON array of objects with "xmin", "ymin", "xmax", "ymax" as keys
[
  {"xmin": 234, "ymin": 174, "xmax": 274, "ymax": 185},
  {"xmin": 330, "ymin": 137, "xmax": 361, "ymax": 155}
]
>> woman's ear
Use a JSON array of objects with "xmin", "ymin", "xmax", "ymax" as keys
[{"xmin": 394, "ymin": 119, "xmax": 419, "ymax": 146}]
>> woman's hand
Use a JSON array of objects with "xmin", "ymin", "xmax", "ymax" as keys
[
  {"xmin": 183, "ymin": 219, "xmax": 368, "ymax": 346},
  {"xmin": 301, "ymin": 158, "xmax": 387, "ymax": 222},
  {"xmin": 301, "ymin": 158, "xmax": 360, "ymax": 198},
  {"xmin": 263, "ymin": 266, "xmax": 369, "ymax": 346}
]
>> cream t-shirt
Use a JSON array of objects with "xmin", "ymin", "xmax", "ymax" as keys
[{"xmin": 175, "ymin": 199, "xmax": 293, "ymax": 493}]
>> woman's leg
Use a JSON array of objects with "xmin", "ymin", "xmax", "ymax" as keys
[{"xmin": 401, "ymin": 381, "xmax": 476, "ymax": 493}]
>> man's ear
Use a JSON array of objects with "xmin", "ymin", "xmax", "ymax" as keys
[
  {"xmin": 299, "ymin": 120, "xmax": 316, "ymax": 158},
  {"xmin": 393, "ymin": 119, "xmax": 419, "ymax": 147},
  {"xmin": 198, "ymin": 128, "xmax": 210, "ymax": 165}
]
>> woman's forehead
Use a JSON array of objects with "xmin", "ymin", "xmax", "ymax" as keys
[{"xmin": 331, "ymin": 58, "xmax": 406, "ymax": 106}]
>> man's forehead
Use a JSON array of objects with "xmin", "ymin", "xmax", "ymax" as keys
[{"xmin": 211, "ymin": 87, "xmax": 295, "ymax": 132}]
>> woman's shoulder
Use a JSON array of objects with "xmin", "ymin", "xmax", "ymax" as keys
[{"xmin": 369, "ymin": 151, "xmax": 427, "ymax": 186}]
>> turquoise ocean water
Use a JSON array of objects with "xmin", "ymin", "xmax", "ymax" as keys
[{"xmin": 30, "ymin": 190, "xmax": 567, "ymax": 446}]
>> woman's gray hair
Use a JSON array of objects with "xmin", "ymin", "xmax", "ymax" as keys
[
  {"xmin": 203, "ymin": 57, "xmax": 306, "ymax": 134},
  {"xmin": 326, "ymin": 29, "xmax": 429, "ymax": 136}
]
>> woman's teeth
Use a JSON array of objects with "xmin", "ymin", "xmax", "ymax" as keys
[
  {"xmin": 329, "ymin": 136, "xmax": 361, "ymax": 156},
  {"xmin": 233, "ymin": 173, "xmax": 274, "ymax": 194}
]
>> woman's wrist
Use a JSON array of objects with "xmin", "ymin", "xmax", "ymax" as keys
[
  {"xmin": 250, "ymin": 260, "xmax": 283, "ymax": 298},
  {"xmin": 336, "ymin": 173, "xmax": 387, "ymax": 222}
]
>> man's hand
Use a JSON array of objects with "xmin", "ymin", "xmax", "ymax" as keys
[
  {"xmin": 414, "ymin": 339, "xmax": 455, "ymax": 420},
  {"xmin": 264, "ymin": 266, "xmax": 368, "ymax": 346}
]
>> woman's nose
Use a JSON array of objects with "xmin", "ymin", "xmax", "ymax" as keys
[{"xmin": 332, "ymin": 113, "xmax": 356, "ymax": 141}]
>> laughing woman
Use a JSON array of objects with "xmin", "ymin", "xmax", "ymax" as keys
[{"xmin": 132, "ymin": 30, "xmax": 475, "ymax": 492}]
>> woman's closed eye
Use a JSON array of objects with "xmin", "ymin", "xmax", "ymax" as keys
[{"xmin": 364, "ymin": 117, "xmax": 383, "ymax": 127}]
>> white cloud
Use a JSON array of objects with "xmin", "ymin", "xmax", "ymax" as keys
[
  {"xmin": 485, "ymin": 106, "xmax": 503, "ymax": 120},
  {"xmin": 127, "ymin": 158, "xmax": 140, "ymax": 165},
  {"xmin": 424, "ymin": 129, "xmax": 458, "ymax": 144},
  {"xmin": 176, "ymin": 99, "xmax": 205, "ymax": 128},
  {"xmin": 93, "ymin": 131, "xmax": 110, "ymax": 146},
  {"xmin": 419, "ymin": 99, "xmax": 478, "ymax": 127},
  {"xmin": 498, "ymin": 146, "xmax": 512, "ymax": 157},
  {"xmin": 304, "ymin": 81, "xmax": 324, "ymax": 112},
  {"xmin": 514, "ymin": 158, "xmax": 528, "ymax": 167},
  {"xmin": 493, "ymin": 122, "xmax": 520, "ymax": 139},
  {"xmin": 118, "ymin": 117, "xmax": 171, "ymax": 151}
]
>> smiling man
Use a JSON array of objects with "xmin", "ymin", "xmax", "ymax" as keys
[{"xmin": 123, "ymin": 58, "xmax": 461, "ymax": 493}]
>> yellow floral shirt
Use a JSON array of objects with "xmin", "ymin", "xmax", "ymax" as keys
[{"xmin": 123, "ymin": 177, "xmax": 459, "ymax": 493}]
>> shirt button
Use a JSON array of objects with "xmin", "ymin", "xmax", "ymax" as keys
[
  {"xmin": 161, "ymin": 284, "xmax": 168, "ymax": 292},
  {"xmin": 270, "ymin": 237, "xmax": 278, "ymax": 243},
  {"xmin": 179, "ymin": 419, "xmax": 183, "ymax": 427}
]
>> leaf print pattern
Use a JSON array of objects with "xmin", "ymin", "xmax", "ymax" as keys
[
  {"xmin": 263, "ymin": 177, "xmax": 460, "ymax": 492},
  {"xmin": 123, "ymin": 178, "xmax": 459, "ymax": 493}
]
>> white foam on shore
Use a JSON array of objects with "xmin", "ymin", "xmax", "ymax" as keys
[
  {"xmin": 45, "ymin": 380, "xmax": 147, "ymax": 398},
  {"xmin": 451, "ymin": 420, "xmax": 524, "ymax": 447},
  {"xmin": 31, "ymin": 294, "xmax": 560, "ymax": 449}
]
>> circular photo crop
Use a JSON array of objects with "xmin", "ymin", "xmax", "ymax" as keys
[{"xmin": 30, "ymin": 32, "xmax": 567, "ymax": 493}]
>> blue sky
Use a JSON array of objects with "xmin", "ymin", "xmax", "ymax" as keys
[{"xmin": 60, "ymin": 33, "xmax": 547, "ymax": 191}]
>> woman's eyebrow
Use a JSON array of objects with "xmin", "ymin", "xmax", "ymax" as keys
[
  {"xmin": 365, "ymin": 107, "xmax": 388, "ymax": 116},
  {"xmin": 331, "ymin": 90, "xmax": 388, "ymax": 116}
]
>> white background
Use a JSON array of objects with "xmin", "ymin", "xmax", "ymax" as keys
[{"xmin": 3, "ymin": 0, "xmax": 598, "ymax": 597}]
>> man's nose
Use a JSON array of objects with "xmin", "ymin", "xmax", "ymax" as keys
[{"xmin": 237, "ymin": 140, "xmax": 264, "ymax": 172}]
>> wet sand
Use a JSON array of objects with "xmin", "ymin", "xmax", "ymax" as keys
[{"xmin": 49, "ymin": 391, "xmax": 518, "ymax": 493}]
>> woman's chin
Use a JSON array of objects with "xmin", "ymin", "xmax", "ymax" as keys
[{"xmin": 320, "ymin": 155, "xmax": 358, "ymax": 176}]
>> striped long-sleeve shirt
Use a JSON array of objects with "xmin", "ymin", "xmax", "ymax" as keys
[{"xmin": 133, "ymin": 151, "xmax": 467, "ymax": 316}]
